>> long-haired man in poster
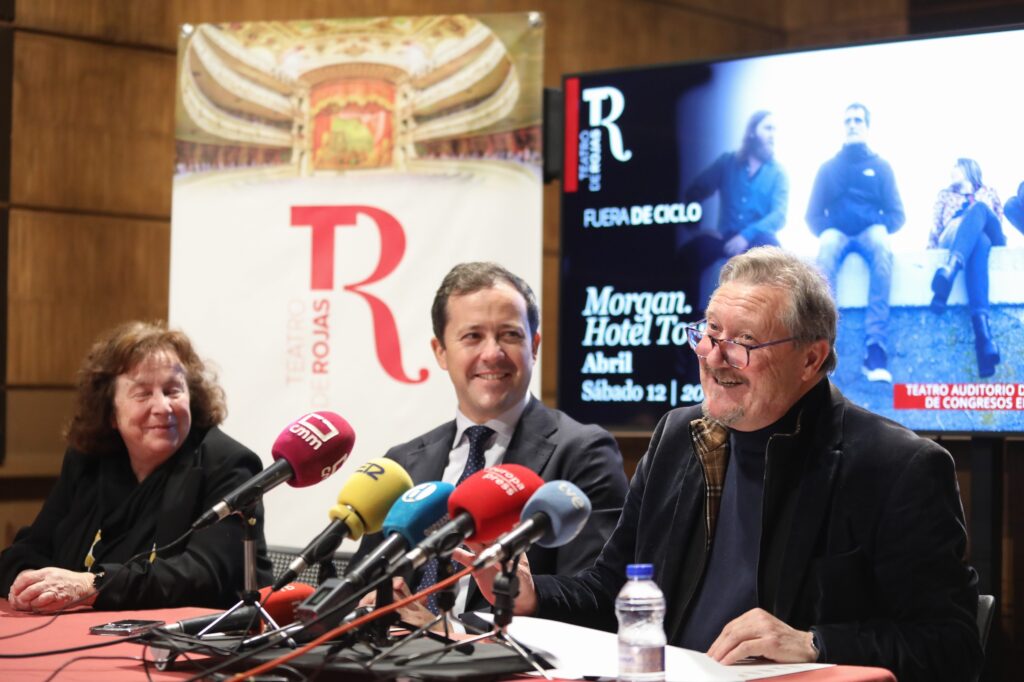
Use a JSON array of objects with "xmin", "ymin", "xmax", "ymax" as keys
[{"xmin": 683, "ymin": 110, "xmax": 789, "ymax": 309}]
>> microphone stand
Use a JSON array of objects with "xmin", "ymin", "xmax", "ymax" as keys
[
  {"xmin": 372, "ymin": 554, "xmax": 551, "ymax": 679},
  {"xmin": 365, "ymin": 557, "xmax": 468, "ymax": 666},
  {"xmin": 196, "ymin": 506, "xmax": 282, "ymax": 638}
]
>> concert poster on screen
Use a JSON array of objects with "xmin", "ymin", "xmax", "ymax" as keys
[{"xmin": 558, "ymin": 26, "xmax": 1024, "ymax": 434}]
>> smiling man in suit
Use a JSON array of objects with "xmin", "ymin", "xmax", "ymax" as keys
[{"xmin": 354, "ymin": 261, "xmax": 628, "ymax": 620}]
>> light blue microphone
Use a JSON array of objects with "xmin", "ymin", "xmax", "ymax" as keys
[
  {"xmin": 342, "ymin": 480, "xmax": 456, "ymax": 590},
  {"xmin": 473, "ymin": 480, "xmax": 592, "ymax": 568}
]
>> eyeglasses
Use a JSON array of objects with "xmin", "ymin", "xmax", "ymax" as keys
[{"xmin": 685, "ymin": 319, "xmax": 795, "ymax": 370}]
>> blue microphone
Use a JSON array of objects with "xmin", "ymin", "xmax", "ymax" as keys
[
  {"xmin": 473, "ymin": 480, "xmax": 592, "ymax": 568},
  {"xmin": 289, "ymin": 481, "xmax": 455, "ymax": 632},
  {"xmin": 341, "ymin": 481, "xmax": 455, "ymax": 591}
]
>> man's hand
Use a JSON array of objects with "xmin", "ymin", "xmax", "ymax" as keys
[
  {"xmin": 723, "ymin": 234, "xmax": 749, "ymax": 257},
  {"xmin": 450, "ymin": 547, "xmax": 538, "ymax": 616},
  {"xmin": 390, "ymin": 577, "xmax": 438, "ymax": 628},
  {"xmin": 706, "ymin": 608, "xmax": 817, "ymax": 664},
  {"xmin": 8, "ymin": 567, "xmax": 97, "ymax": 612}
]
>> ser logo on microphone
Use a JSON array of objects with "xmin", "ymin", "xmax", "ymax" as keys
[{"xmin": 356, "ymin": 461, "xmax": 387, "ymax": 480}]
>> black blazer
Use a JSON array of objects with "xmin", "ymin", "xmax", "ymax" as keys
[
  {"xmin": 535, "ymin": 380, "xmax": 982, "ymax": 682},
  {"xmin": 353, "ymin": 397, "xmax": 628, "ymax": 611},
  {"xmin": 0, "ymin": 427, "xmax": 273, "ymax": 609}
]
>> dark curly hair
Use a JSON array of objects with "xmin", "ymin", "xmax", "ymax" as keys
[{"xmin": 64, "ymin": 320, "xmax": 227, "ymax": 455}]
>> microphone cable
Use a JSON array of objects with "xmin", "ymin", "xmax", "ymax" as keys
[
  {"xmin": 225, "ymin": 564, "xmax": 474, "ymax": 682},
  {"xmin": 0, "ymin": 527, "xmax": 192, "ymax": 643},
  {"xmin": 40, "ymin": 653, "xmax": 154, "ymax": 682},
  {"xmin": 174, "ymin": 564, "xmax": 472, "ymax": 682},
  {"xmin": 175, "ymin": 568, "xmax": 402, "ymax": 681}
]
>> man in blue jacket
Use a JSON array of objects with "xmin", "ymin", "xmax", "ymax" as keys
[{"xmin": 806, "ymin": 103, "xmax": 904, "ymax": 383}]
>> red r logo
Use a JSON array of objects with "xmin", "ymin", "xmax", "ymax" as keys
[{"xmin": 291, "ymin": 205, "xmax": 428, "ymax": 384}]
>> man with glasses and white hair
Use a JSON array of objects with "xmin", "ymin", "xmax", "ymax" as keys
[{"xmin": 459, "ymin": 247, "xmax": 981, "ymax": 682}]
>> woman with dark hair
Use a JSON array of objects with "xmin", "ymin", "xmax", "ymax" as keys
[
  {"xmin": 0, "ymin": 321, "xmax": 272, "ymax": 611},
  {"xmin": 928, "ymin": 158, "xmax": 1006, "ymax": 377}
]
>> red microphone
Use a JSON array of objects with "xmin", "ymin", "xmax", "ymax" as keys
[
  {"xmin": 159, "ymin": 582, "xmax": 316, "ymax": 635},
  {"xmin": 390, "ymin": 464, "xmax": 544, "ymax": 577},
  {"xmin": 260, "ymin": 582, "xmax": 316, "ymax": 629},
  {"xmin": 192, "ymin": 411, "xmax": 355, "ymax": 529}
]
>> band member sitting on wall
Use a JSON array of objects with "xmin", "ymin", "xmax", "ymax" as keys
[{"xmin": 928, "ymin": 157, "xmax": 1006, "ymax": 378}]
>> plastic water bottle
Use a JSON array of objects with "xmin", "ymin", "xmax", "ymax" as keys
[{"xmin": 616, "ymin": 563, "xmax": 666, "ymax": 682}]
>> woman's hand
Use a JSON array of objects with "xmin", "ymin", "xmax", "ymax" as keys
[{"xmin": 8, "ymin": 567, "xmax": 97, "ymax": 612}]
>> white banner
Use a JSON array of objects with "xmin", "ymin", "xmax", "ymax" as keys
[{"xmin": 170, "ymin": 14, "xmax": 544, "ymax": 544}]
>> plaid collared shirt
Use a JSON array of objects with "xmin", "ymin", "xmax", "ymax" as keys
[{"xmin": 688, "ymin": 417, "xmax": 730, "ymax": 549}]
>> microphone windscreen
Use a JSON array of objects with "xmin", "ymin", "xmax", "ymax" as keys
[
  {"xmin": 449, "ymin": 464, "xmax": 543, "ymax": 543},
  {"xmin": 381, "ymin": 481, "xmax": 456, "ymax": 546},
  {"xmin": 272, "ymin": 411, "xmax": 355, "ymax": 487},
  {"xmin": 258, "ymin": 582, "xmax": 316, "ymax": 627},
  {"xmin": 328, "ymin": 458, "xmax": 413, "ymax": 538},
  {"xmin": 521, "ymin": 481, "xmax": 592, "ymax": 548}
]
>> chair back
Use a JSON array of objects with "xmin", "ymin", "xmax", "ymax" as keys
[{"xmin": 267, "ymin": 544, "xmax": 350, "ymax": 586}]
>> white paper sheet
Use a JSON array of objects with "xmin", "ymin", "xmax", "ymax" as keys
[{"xmin": 493, "ymin": 615, "xmax": 832, "ymax": 681}]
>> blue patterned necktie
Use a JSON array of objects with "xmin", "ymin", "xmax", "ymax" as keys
[{"xmin": 418, "ymin": 424, "xmax": 494, "ymax": 614}]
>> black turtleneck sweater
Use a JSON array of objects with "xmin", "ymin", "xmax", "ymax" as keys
[{"xmin": 678, "ymin": 404, "xmax": 801, "ymax": 652}]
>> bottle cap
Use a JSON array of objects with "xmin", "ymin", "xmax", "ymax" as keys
[{"xmin": 626, "ymin": 563, "xmax": 653, "ymax": 580}]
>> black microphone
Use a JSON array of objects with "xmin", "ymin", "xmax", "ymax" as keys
[
  {"xmin": 160, "ymin": 607, "xmax": 262, "ymax": 636},
  {"xmin": 158, "ymin": 583, "xmax": 315, "ymax": 635}
]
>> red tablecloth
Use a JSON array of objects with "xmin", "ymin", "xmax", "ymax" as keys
[
  {"xmin": 0, "ymin": 599, "xmax": 210, "ymax": 680},
  {"xmin": 0, "ymin": 600, "xmax": 896, "ymax": 681}
]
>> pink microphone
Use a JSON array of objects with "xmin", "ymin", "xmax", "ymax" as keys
[{"xmin": 191, "ymin": 411, "xmax": 355, "ymax": 530}]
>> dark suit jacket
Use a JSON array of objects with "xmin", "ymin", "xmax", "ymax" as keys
[
  {"xmin": 535, "ymin": 380, "xmax": 982, "ymax": 682},
  {"xmin": 353, "ymin": 397, "xmax": 628, "ymax": 611}
]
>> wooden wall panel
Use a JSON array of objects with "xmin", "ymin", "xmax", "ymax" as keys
[
  {"xmin": 656, "ymin": 0, "xmax": 784, "ymax": 29},
  {"xmin": 9, "ymin": 32, "xmax": 175, "ymax": 216},
  {"xmin": 1, "ymin": 389, "xmax": 73, "ymax": 477},
  {"xmin": 14, "ymin": 0, "xmax": 173, "ymax": 48},
  {"xmin": 782, "ymin": 0, "xmax": 908, "ymax": 46},
  {"xmin": 6, "ymin": 209, "xmax": 169, "ymax": 385},
  {"xmin": 13, "ymin": 0, "xmax": 787, "ymax": 53},
  {"xmin": 1, "ymin": 497, "xmax": 52, "ymax": 546}
]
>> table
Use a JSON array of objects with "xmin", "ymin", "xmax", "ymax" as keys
[
  {"xmin": 0, "ymin": 599, "xmax": 209, "ymax": 681},
  {"xmin": 0, "ymin": 600, "xmax": 895, "ymax": 681}
]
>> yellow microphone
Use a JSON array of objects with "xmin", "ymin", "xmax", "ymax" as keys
[{"xmin": 273, "ymin": 458, "xmax": 413, "ymax": 590}]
